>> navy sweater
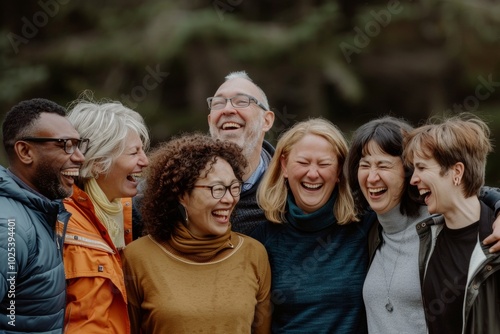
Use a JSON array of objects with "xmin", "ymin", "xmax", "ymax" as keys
[
  {"xmin": 252, "ymin": 192, "xmax": 374, "ymax": 334},
  {"xmin": 231, "ymin": 140, "xmax": 274, "ymax": 235}
]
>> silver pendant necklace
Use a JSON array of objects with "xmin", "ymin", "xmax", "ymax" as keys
[
  {"xmin": 385, "ymin": 298, "xmax": 394, "ymax": 312},
  {"xmin": 380, "ymin": 228, "xmax": 407, "ymax": 313}
]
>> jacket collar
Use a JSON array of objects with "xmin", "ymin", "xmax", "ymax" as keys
[
  {"xmin": 416, "ymin": 201, "xmax": 494, "ymax": 254},
  {"xmin": 0, "ymin": 166, "xmax": 61, "ymax": 217}
]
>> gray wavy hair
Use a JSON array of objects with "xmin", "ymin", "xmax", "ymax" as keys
[{"xmin": 67, "ymin": 92, "xmax": 150, "ymax": 179}]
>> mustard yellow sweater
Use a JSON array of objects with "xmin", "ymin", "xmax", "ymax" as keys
[{"xmin": 123, "ymin": 233, "xmax": 271, "ymax": 334}]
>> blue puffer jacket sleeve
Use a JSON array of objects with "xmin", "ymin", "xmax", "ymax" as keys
[{"xmin": 0, "ymin": 166, "xmax": 69, "ymax": 333}]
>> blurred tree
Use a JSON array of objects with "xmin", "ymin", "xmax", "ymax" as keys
[{"xmin": 0, "ymin": 0, "xmax": 499, "ymax": 184}]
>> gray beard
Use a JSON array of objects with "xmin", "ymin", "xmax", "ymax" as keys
[
  {"xmin": 209, "ymin": 122, "xmax": 263, "ymax": 162},
  {"xmin": 240, "ymin": 132, "xmax": 261, "ymax": 161}
]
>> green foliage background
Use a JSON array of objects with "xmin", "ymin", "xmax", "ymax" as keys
[{"xmin": 1, "ymin": 0, "xmax": 500, "ymax": 185}]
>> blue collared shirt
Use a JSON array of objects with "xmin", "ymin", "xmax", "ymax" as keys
[{"xmin": 242, "ymin": 156, "xmax": 265, "ymax": 192}]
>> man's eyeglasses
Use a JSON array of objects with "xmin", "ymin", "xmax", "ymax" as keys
[
  {"xmin": 20, "ymin": 137, "xmax": 90, "ymax": 155},
  {"xmin": 194, "ymin": 181, "xmax": 242, "ymax": 199},
  {"xmin": 207, "ymin": 94, "xmax": 267, "ymax": 111}
]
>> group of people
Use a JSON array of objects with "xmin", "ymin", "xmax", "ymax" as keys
[{"xmin": 1, "ymin": 70, "xmax": 500, "ymax": 334}]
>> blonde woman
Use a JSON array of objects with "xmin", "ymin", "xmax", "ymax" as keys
[{"xmin": 252, "ymin": 118, "xmax": 375, "ymax": 333}]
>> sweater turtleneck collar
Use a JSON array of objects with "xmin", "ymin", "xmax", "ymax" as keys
[
  {"xmin": 376, "ymin": 203, "xmax": 427, "ymax": 234},
  {"xmin": 285, "ymin": 188, "xmax": 338, "ymax": 232},
  {"xmin": 166, "ymin": 222, "xmax": 237, "ymax": 262}
]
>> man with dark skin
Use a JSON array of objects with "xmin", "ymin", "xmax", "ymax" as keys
[{"xmin": 0, "ymin": 98, "xmax": 86, "ymax": 333}]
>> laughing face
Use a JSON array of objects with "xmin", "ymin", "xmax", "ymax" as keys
[
  {"xmin": 180, "ymin": 158, "xmax": 240, "ymax": 238},
  {"xmin": 29, "ymin": 113, "xmax": 85, "ymax": 200},
  {"xmin": 96, "ymin": 130, "xmax": 149, "ymax": 202},
  {"xmin": 357, "ymin": 141, "xmax": 405, "ymax": 215},
  {"xmin": 410, "ymin": 154, "xmax": 453, "ymax": 215},
  {"xmin": 207, "ymin": 78, "xmax": 273, "ymax": 160},
  {"xmin": 281, "ymin": 134, "xmax": 340, "ymax": 214}
]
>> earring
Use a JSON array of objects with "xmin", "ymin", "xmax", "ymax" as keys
[
  {"xmin": 177, "ymin": 203, "xmax": 188, "ymax": 224},
  {"xmin": 454, "ymin": 178, "xmax": 460, "ymax": 186}
]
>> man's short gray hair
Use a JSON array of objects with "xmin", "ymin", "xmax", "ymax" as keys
[{"xmin": 224, "ymin": 71, "xmax": 270, "ymax": 110}]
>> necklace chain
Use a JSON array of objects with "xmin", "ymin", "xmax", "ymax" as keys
[{"xmin": 379, "ymin": 228, "xmax": 407, "ymax": 312}]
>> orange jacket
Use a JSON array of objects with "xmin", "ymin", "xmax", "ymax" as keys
[{"xmin": 63, "ymin": 185, "xmax": 133, "ymax": 333}]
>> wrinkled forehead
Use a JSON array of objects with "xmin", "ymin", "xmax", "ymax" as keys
[
  {"xmin": 35, "ymin": 112, "xmax": 80, "ymax": 138},
  {"xmin": 214, "ymin": 78, "xmax": 263, "ymax": 100}
]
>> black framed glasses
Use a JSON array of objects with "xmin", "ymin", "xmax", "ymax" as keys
[
  {"xmin": 194, "ymin": 181, "xmax": 242, "ymax": 199},
  {"xmin": 207, "ymin": 94, "xmax": 267, "ymax": 111},
  {"xmin": 20, "ymin": 137, "xmax": 90, "ymax": 155}
]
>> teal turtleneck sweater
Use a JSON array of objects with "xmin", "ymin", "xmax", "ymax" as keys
[{"xmin": 252, "ymin": 191, "xmax": 375, "ymax": 334}]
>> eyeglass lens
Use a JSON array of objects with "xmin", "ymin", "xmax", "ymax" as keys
[
  {"xmin": 65, "ymin": 139, "xmax": 89, "ymax": 154},
  {"xmin": 212, "ymin": 183, "xmax": 242, "ymax": 198},
  {"xmin": 209, "ymin": 95, "xmax": 251, "ymax": 110}
]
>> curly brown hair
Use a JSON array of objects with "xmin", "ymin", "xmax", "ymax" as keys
[{"xmin": 141, "ymin": 132, "xmax": 248, "ymax": 241}]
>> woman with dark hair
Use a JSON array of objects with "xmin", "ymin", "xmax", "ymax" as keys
[
  {"xmin": 346, "ymin": 116, "xmax": 500, "ymax": 333},
  {"xmin": 346, "ymin": 116, "xmax": 429, "ymax": 333},
  {"xmin": 123, "ymin": 133, "xmax": 271, "ymax": 334}
]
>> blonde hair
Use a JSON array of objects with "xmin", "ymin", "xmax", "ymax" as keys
[{"xmin": 257, "ymin": 118, "xmax": 358, "ymax": 224}]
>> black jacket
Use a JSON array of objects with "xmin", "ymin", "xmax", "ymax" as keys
[{"xmin": 416, "ymin": 202, "xmax": 500, "ymax": 334}]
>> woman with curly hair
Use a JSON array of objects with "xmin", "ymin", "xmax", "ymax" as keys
[{"xmin": 123, "ymin": 133, "xmax": 272, "ymax": 334}]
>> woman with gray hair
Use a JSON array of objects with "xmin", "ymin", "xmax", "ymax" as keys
[{"xmin": 62, "ymin": 94, "xmax": 149, "ymax": 333}]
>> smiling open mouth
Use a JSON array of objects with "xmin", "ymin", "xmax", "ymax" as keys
[
  {"xmin": 127, "ymin": 173, "xmax": 142, "ymax": 182},
  {"xmin": 222, "ymin": 122, "xmax": 242, "ymax": 130},
  {"xmin": 213, "ymin": 209, "xmax": 231, "ymax": 223},
  {"xmin": 302, "ymin": 183, "xmax": 322, "ymax": 190},
  {"xmin": 369, "ymin": 187, "xmax": 387, "ymax": 196},
  {"xmin": 419, "ymin": 189, "xmax": 431, "ymax": 202},
  {"xmin": 61, "ymin": 169, "xmax": 79, "ymax": 178}
]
